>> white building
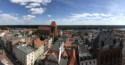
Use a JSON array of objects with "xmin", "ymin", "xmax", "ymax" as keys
[
  {"xmin": 78, "ymin": 39, "xmax": 97, "ymax": 65},
  {"xmin": 13, "ymin": 37, "xmax": 53, "ymax": 65},
  {"xmin": 48, "ymin": 38, "xmax": 53, "ymax": 48},
  {"xmin": 45, "ymin": 39, "xmax": 69, "ymax": 65},
  {"xmin": 13, "ymin": 43, "xmax": 35, "ymax": 65},
  {"xmin": 33, "ymin": 37, "xmax": 52, "ymax": 61}
]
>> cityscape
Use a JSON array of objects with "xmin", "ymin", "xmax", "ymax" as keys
[
  {"xmin": 0, "ymin": 0, "xmax": 125, "ymax": 65},
  {"xmin": 0, "ymin": 21, "xmax": 125, "ymax": 65}
]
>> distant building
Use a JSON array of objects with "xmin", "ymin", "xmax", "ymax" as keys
[
  {"xmin": 93, "ymin": 31, "xmax": 123, "ymax": 65},
  {"xmin": 78, "ymin": 30, "xmax": 123, "ymax": 65},
  {"xmin": 38, "ymin": 21, "xmax": 61, "ymax": 41},
  {"xmin": 13, "ymin": 43, "xmax": 35, "ymax": 65},
  {"xmin": 13, "ymin": 36, "xmax": 52, "ymax": 65},
  {"xmin": 33, "ymin": 37, "xmax": 52, "ymax": 61},
  {"xmin": 68, "ymin": 48, "xmax": 78, "ymax": 65},
  {"xmin": 78, "ymin": 39, "xmax": 97, "ymax": 65},
  {"xmin": 45, "ymin": 35, "xmax": 77, "ymax": 65},
  {"xmin": 3, "ymin": 34, "xmax": 35, "ymax": 54},
  {"xmin": 45, "ymin": 41, "xmax": 69, "ymax": 65}
]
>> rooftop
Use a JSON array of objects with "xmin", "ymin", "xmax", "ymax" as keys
[
  {"xmin": 93, "ymin": 30, "xmax": 122, "ymax": 50},
  {"xmin": 15, "ymin": 43, "xmax": 35, "ymax": 54},
  {"xmin": 68, "ymin": 49, "xmax": 77, "ymax": 65},
  {"xmin": 64, "ymin": 42, "xmax": 72, "ymax": 47},
  {"xmin": 78, "ymin": 43, "xmax": 92, "ymax": 57},
  {"xmin": 34, "ymin": 38, "xmax": 46, "ymax": 48},
  {"xmin": 38, "ymin": 26, "xmax": 51, "ymax": 31},
  {"xmin": 51, "ymin": 41, "xmax": 64, "ymax": 51}
]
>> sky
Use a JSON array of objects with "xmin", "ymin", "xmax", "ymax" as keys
[{"xmin": 0, "ymin": 0, "xmax": 125, "ymax": 25}]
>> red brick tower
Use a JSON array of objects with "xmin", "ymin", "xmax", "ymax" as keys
[
  {"xmin": 51, "ymin": 21, "xmax": 57, "ymax": 37},
  {"xmin": 51, "ymin": 21, "xmax": 58, "ymax": 43}
]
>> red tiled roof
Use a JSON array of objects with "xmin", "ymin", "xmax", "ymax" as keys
[
  {"xmin": 69, "ymin": 36, "xmax": 74, "ymax": 38},
  {"xmin": 73, "ymin": 49, "xmax": 76, "ymax": 59},
  {"xmin": 34, "ymin": 38, "xmax": 45, "ymax": 48},
  {"xmin": 52, "ymin": 52, "xmax": 58, "ymax": 59},
  {"xmin": 46, "ymin": 50, "xmax": 59, "ymax": 61},
  {"xmin": 64, "ymin": 42, "xmax": 72, "ymax": 47},
  {"xmin": 12, "ymin": 40, "xmax": 19, "ymax": 45},
  {"xmin": 69, "ymin": 36, "xmax": 74, "ymax": 41},
  {"xmin": 62, "ymin": 50, "xmax": 68, "ymax": 58},
  {"xmin": 38, "ymin": 26, "xmax": 51, "ymax": 31},
  {"xmin": 63, "ymin": 31, "xmax": 71, "ymax": 34},
  {"xmin": 68, "ymin": 49, "xmax": 76, "ymax": 65}
]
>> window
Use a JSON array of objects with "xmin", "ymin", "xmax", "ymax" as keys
[
  {"xmin": 81, "ymin": 63, "xmax": 83, "ymax": 65},
  {"xmin": 86, "ymin": 62, "xmax": 87, "ymax": 65},
  {"xmin": 90, "ymin": 61, "xmax": 91, "ymax": 64}
]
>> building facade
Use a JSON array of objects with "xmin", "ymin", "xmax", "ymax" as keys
[
  {"xmin": 77, "ymin": 30, "xmax": 123, "ymax": 65},
  {"xmin": 93, "ymin": 30, "xmax": 123, "ymax": 65},
  {"xmin": 13, "ymin": 43, "xmax": 35, "ymax": 65},
  {"xmin": 33, "ymin": 37, "xmax": 52, "ymax": 61}
]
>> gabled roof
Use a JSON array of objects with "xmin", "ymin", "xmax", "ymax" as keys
[
  {"xmin": 92, "ymin": 31, "xmax": 116, "ymax": 50},
  {"xmin": 62, "ymin": 50, "xmax": 68, "ymax": 58},
  {"xmin": 68, "ymin": 49, "xmax": 77, "ymax": 65},
  {"xmin": 46, "ymin": 51, "xmax": 59, "ymax": 62}
]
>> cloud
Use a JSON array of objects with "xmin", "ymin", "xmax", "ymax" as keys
[
  {"xmin": 0, "ymin": 13, "xmax": 38, "ymax": 25},
  {"xmin": 20, "ymin": 2, "xmax": 27, "ymax": 5},
  {"xmin": 10, "ymin": 0, "xmax": 51, "ymax": 5},
  {"xmin": 25, "ymin": 3, "xmax": 41, "ymax": 8},
  {"xmin": 71, "ymin": 13, "xmax": 111, "ymax": 18},
  {"xmin": 11, "ymin": 13, "xmax": 18, "ymax": 16},
  {"xmin": 23, "ymin": 15, "xmax": 36, "ymax": 20},
  {"xmin": 30, "ymin": 8, "xmax": 45, "ymax": 14},
  {"xmin": 48, "ymin": 15, "xmax": 51, "ymax": 17},
  {"xmin": 0, "ymin": 14, "xmax": 19, "ymax": 22},
  {"xmin": 56, "ymin": 13, "xmax": 125, "ymax": 25},
  {"xmin": 10, "ymin": 0, "xmax": 51, "ymax": 16}
]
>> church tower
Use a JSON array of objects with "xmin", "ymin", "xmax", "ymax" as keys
[{"xmin": 51, "ymin": 21, "xmax": 57, "ymax": 37}]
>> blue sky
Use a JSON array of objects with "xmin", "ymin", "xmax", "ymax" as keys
[{"xmin": 0, "ymin": 0, "xmax": 125, "ymax": 25}]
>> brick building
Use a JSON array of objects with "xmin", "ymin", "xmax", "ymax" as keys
[
  {"xmin": 92, "ymin": 30, "xmax": 123, "ymax": 65},
  {"xmin": 38, "ymin": 21, "xmax": 60, "ymax": 37}
]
